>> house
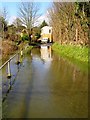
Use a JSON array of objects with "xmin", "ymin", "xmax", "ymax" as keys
[{"xmin": 41, "ymin": 26, "xmax": 53, "ymax": 43}]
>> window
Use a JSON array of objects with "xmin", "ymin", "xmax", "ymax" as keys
[{"xmin": 49, "ymin": 29, "xmax": 51, "ymax": 33}]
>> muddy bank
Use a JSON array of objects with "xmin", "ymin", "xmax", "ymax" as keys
[
  {"xmin": 1, "ymin": 40, "xmax": 33, "ymax": 64},
  {"xmin": 2, "ymin": 40, "xmax": 18, "ymax": 63}
]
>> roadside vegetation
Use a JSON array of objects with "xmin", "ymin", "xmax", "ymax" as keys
[
  {"xmin": 52, "ymin": 42, "xmax": 88, "ymax": 63},
  {"xmin": 48, "ymin": 2, "xmax": 89, "ymax": 68},
  {"xmin": 48, "ymin": 2, "xmax": 89, "ymax": 45}
]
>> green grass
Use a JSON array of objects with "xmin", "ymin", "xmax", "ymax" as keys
[{"xmin": 52, "ymin": 42, "xmax": 88, "ymax": 71}]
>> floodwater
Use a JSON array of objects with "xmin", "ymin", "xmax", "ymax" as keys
[{"xmin": 2, "ymin": 45, "xmax": 88, "ymax": 118}]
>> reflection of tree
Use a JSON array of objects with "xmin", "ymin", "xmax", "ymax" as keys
[
  {"xmin": 48, "ymin": 53, "xmax": 88, "ymax": 117},
  {"xmin": 49, "ymin": 53, "xmax": 88, "ymax": 94},
  {"xmin": 72, "ymin": 67, "xmax": 76, "ymax": 83},
  {"xmin": 31, "ymin": 47, "xmax": 41, "ymax": 57},
  {"xmin": 49, "ymin": 56, "xmax": 73, "ymax": 89}
]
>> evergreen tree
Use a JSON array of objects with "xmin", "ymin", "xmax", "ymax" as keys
[{"xmin": 39, "ymin": 20, "xmax": 48, "ymax": 28}]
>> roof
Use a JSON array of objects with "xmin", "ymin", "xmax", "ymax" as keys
[{"xmin": 41, "ymin": 26, "xmax": 52, "ymax": 30}]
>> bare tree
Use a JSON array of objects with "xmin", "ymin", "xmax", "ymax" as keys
[
  {"xmin": 0, "ymin": 7, "xmax": 8, "ymax": 39},
  {"xmin": 13, "ymin": 18, "xmax": 22, "ymax": 28},
  {"xmin": 18, "ymin": 2, "xmax": 40, "ymax": 43},
  {"xmin": 48, "ymin": 2, "xmax": 89, "ymax": 45},
  {"xmin": 2, "ymin": 7, "xmax": 8, "ymax": 21}
]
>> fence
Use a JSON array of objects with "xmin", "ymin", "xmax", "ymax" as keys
[{"xmin": 0, "ymin": 50, "xmax": 23, "ymax": 102}]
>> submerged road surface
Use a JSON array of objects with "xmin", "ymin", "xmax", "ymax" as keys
[{"xmin": 2, "ymin": 45, "xmax": 88, "ymax": 118}]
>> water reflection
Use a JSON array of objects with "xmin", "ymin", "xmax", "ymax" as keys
[
  {"xmin": 2, "ymin": 55, "xmax": 23, "ymax": 102},
  {"xmin": 40, "ymin": 45, "xmax": 52, "ymax": 61},
  {"xmin": 2, "ymin": 45, "xmax": 88, "ymax": 118},
  {"xmin": 40, "ymin": 45, "xmax": 52, "ymax": 69}
]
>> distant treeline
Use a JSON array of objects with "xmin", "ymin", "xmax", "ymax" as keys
[{"xmin": 48, "ymin": 2, "xmax": 90, "ymax": 46}]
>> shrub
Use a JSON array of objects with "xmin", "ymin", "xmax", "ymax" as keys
[{"xmin": 22, "ymin": 34, "xmax": 29, "ymax": 41}]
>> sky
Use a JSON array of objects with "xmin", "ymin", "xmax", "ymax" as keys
[{"xmin": 0, "ymin": 1, "xmax": 52, "ymax": 25}]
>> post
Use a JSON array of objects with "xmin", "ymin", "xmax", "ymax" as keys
[
  {"xmin": 20, "ymin": 49, "xmax": 23, "ymax": 63},
  {"xmin": 20, "ymin": 50, "xmax": 23, "ymax": 57},
  {"xmin": 16, "ymin": 52, "xmax": 20, "ymax": 64},
  {"xmin": 20, "ymin": 51, "xmax": 23, "ymax": 63},
  {"xmin": 7, "ymin": 61, "xmax": 11, "ymax": 78}
]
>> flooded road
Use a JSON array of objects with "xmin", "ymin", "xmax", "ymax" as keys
[{"xmin": 2, "ymin": 45, "xmax": 88, "ymax": 118}]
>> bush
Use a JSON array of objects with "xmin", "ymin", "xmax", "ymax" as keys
[
  {"xmin": 35, "ymin": 33, "xmax": 41, "ymax": 39},
  {"xmin": 22, "ymin": 34, "xmax": 29, "ymax": 41}
]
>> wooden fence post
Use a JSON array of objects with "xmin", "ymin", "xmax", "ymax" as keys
[{"xmin": 16, "ymin": 52, "xmax": 20, "ymax": 64}]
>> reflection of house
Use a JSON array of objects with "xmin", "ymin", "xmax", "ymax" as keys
[
  {"xmin": 41, "ymin": 26, "xmax": 52, "ymax": 43},
  {"xmin": 41, "ymin": 45, "xmax": 52, "ymax": 61}
]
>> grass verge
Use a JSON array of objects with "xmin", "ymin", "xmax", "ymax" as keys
[{"xmin": 52, "ymin": 42, "xmax": 88, "ymax": 71}]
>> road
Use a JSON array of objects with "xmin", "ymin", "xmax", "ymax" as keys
[{"xmin": 2, "ymin": 45, "xmax": 88, "ymax": 118}]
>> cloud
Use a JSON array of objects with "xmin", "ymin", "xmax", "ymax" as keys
[
  {"xmin": 8, "ymin": 16, "xmax": 17, "ymax": 25},
  {"xmin": 36, "ymin": 13, "xmax": 50, "ymax": 26}
]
